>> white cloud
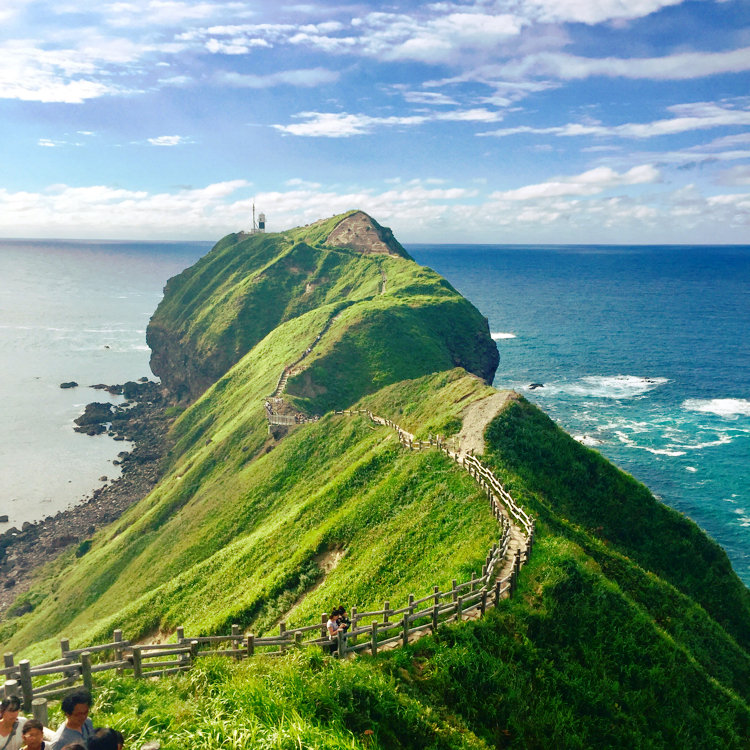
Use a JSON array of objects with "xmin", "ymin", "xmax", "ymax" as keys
[
  {"xmin": 272, "ymin": 106, "xmax": 504, "ymax": 136},
  {"xmin": 491, "ymin": 165, "xmax": 661, "ymax": 200},
  {"xmin": 526, "ymin": 0, "xmax": 686, "ymax": 25},
  {"xmin": 216, "ymin": 67, "xmax": 339, "ymax": 88},
  {"xmin": 272, "ymin": 112, "xmax": 429, "ymax": 137},
  {"xmin": 496, "ymin": 47, "xmax": 750, "ymax": 81},
  {"xmin": 102, "ymin": 1, "xmax": 252, "ymax": 28},
  {"xmin": 716, "ymin": 166, "xmax": 750, "ymax": 186},
  {"xmin": 480, "ymin": 101, "xmax": 750, "ymax": 139},
  {"xmin": 1, "ymin": 175, "xmax": 748, "ymax": 242},
  {"xmin": 147, "ymin": 135, "xmax": 193, "ymax": 146}
]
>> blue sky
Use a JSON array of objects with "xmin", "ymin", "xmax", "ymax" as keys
[{"xmin": 1, "ymin": 0, "xmax": 749, "ymax": 242}]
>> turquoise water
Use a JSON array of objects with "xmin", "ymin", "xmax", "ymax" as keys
[
  {"xmin": 0, "ymin": 239, "xmax": 208, "ymax": 530},
  {"xmin": 409, "ymin": 244, "xmax": 750, "ymax": 585}
]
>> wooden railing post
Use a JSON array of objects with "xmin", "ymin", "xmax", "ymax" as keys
[
  {"xmin": 132, "ymin": 647, "xmax": 142, "ymax": 679},
  {"xmin": 81, "ymin": 652, "xmax": 93, "ymax": 693},
  {"xmin": 432, "ymin": 603, "xmax": 439, "ymax": 632},
  {"xmin": 113, "ymin": 629, "xmax": 124, "ymax": 675},
  {"xmin": 2, "ymin": 679, "xmax": 18, "ymax": 701},
  {"xmin": 3, "ymin": 654, "xmax": 13, "ymax": 670},
  {"xmin": 350, "ymin": 607, "xmax": 358, "ymax": 647},
  {"xmin": 32, "ymin": 697, "xmax": 48, "ymax": 726},
  {"xmin": 247, "ymin": 635, "xmax": 255, "ymax": 658},
  {"xmin": 176, "ymin": 626, "xmax": 185, "ymax": 643},
  {"xmin": 401, "ymin": 612, "xmax": 409, "ymax": 647},
  {"xmin": 232, "ymin": 624, "xmax": 241, "ymax": 657},
  {"xmin": 60, "ymin": 639, "xmax": 69, "ymax": 659},
  {"xmin": 18, "ymin": 660, "xmax": 32, "ymax": 713},
  {"xmin": 321, "ymin": 614, "xmax": 328, "ymax": 639},
  {"xmin": 383, "ymin": 601, "xmax": 390, "ymax": 625},
  {"xmin": 456, "ymin": 596, "xmax": 464, "ymax": 621},
  {"xmin": 452, "ymin": 580, "xmax": 458, "ymax": 603},
  {"xmin": 495, "ymin": 578, "xmax": 503, "ymax": 605},
  {"xmin": 279, "ymin": 622, "xmax": 287, "ymax": 653},
  {"xmin": 370, "ymin": 622, "xmax": 378, "ymax": 655},
  {"xmin": 480, "ymin": 589, "xmax": 487, "ymax": 617}
]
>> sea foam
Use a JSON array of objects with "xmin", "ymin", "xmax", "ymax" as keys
[
  {"xmin": 538, "ymin": 375, "xmax": 668, "ymax": 399},
  {"xmin": 491, "ymin": 332, "xmax": 516, "ymax": 340},
  {"xmin": 682, "ymin": 398, "xmax": 750, "ymax": 418}
]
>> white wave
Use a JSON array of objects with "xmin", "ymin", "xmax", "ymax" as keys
[
  {"xmin": 686, "ymin": 466, "xmax": 698, "ymax": 472},
  {"xmin": 682, "ymin": 398, "xmax": 750, "ymax": 418},
  {"xmin": 614, "ymin": 431, "xmax": 686, "ymax": 456},
  {"xmin": 538, "ymin": 375, "xmax": 668, "ymax": 399},
  {"xmin": 133, "ymin": 345, "xmax": 150, "ymax": 351},
  {"xmin": 574, "ymin": 434, "xmax": 602, "ymax": 446},
  {"xmin": 679, "ymin": 434, "xmax": 734, "ymax": 450},
  {"xmin": 491, "ymin": 332, "xmax": 516, "ymax": 340}
]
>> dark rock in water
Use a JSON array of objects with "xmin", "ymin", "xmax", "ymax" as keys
[
  {"xmin": 0, "ymin": 515, "xmax": 8, "ymax": 523},
  {"xmin": 123, "ymin": 380, "xmax": 142, "ymax": 399},
  {"xmin": 99, "ymin": 476, "xmax": 108, "ymax": 482},
  {"xmin": 21, "ymin": 521, "xmax": 33, "ymax": 531},
  {"xmin": 529, "ymin": 383, "xmax": 544, "ymax": 390},
  {"xmin": 74, "ymin": 402, "xmax": 114, "ymax": 429},
  {"xmin": 139, "ymin": 376, "xmax": 149, "ymax": 383},
  {"xmin": 60, "ymin": 381, "xmax": 78, "ymax": 389}
]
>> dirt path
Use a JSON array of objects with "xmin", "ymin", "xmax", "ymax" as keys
[{"xmin": 457, "ymin": 390, "xmax": 517, "ymax": 456}]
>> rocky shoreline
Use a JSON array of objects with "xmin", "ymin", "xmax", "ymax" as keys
[{"xmin": 0, "ymin": 380, "xmax": 173, "ymax": 616}]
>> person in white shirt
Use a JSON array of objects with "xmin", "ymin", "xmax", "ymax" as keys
[{"xmin": 0, "ymin": 696, "xmax": 26, "ymax": 750}]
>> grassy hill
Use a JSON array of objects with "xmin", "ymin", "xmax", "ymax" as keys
[
  {"xmin": 146, "ymin": 211, "xmax": 497, "ymax": 402},
  {"xmin": 2, "ymin": 212, "xmax": 748, "ymax": 748}
]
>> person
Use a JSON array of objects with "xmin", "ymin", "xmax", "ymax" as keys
[
  {"xmin": 326, "ymin": 609, "xmax": 341, "ymax": 653},
  {"xmin": 48, "ymin": 692, "xmax": 93, "ymax": 750},
  {"xmin": 87, "ymin": 729, "xmax": 121, "ymax": 750},
  {"xmin": 0, "ymin": 695, "xmax": 27, "ymax": 750},
  {"xmin": 335, "ymin": 606, "xmax": 351, "ymax": 633},
  {"xmin": 20, "ymin": 720, "xmax": 46, "ymax": 750},
  {"xmin": 59, "ymin": 745, "xmax": 86, "ymax": 750}
]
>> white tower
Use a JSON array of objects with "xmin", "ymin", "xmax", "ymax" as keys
[{"xmin": 251, "ymin": 203, "xmax": 266, "ymax": 234}]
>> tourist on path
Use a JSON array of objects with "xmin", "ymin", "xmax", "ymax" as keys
[
  {"xmin": 20, "ymin": 720, "xmax": 46, "ymax": 750},
  {"xmin": 0, "ymin": 696, "xmax": 27, "ymax": 750},
  {"xmin": 48, "ymin": 692, "xmax": 94, "ymax": 750}
]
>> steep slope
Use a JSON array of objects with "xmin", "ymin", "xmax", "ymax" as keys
[
  {"xmin": 2, "ymin": 213, "xmax": 749, "ymax": 748},
  {"xmin": 147, "ymin": 210, "xmax": 497, "ymax": 402}
]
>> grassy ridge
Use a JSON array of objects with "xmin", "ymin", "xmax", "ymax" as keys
[
  {"xmin": 483, "ymin": 397, "xmax": 750, "ymax": 650},
  {"xmin": 147, "ymin": 213, "xmax": 496, "ymax": 402},
  {"xmin": 2, "ymin": 372, "xmax": 499, "ymax": 660},
  {"xmin": 62, "ymin": 532, "xmax": 750, "ymax": 750}
]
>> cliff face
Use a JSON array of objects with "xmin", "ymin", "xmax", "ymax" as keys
[{"xmin": 147, "ymin": 211, "xmax": 498, "ymax": 404}]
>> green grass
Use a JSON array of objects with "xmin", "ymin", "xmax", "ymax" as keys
[
  {"xmin": 146, "ymin": 212, "xmax": 497, "ymax": 402},
  {"xmin": 482, "ymin": 396, "xmax": 750, "ymax": 650},
  {"xmin": 44, "ymin": 534, "xmax": 750, "ymax": 750},
  {"xmin": 2, "ymin": 371, "xmax": 501, "ymax": 660}
]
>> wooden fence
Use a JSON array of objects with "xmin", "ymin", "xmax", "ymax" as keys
[{"xmin": 1, "ymin": 408, "xmax": 534, "ymax": 718}]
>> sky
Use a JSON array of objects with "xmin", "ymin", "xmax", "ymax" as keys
[{"xmin": 1, "ymin": 0, "xmax": 749, "ymax": 243}]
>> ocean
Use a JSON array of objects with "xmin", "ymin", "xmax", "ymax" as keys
[
  {"xmin": 0, "ymin": 239, "xmax": 209, "ymax": 531},
  {"xmin": 1, "ymin": 239, "xmax": 748, "ymax": 585},
  {"xmin": 410, "ymin": 244, "xmax": 750, "ymax": 585}
]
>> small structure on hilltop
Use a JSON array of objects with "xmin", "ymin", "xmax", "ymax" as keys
[{"xmin": 250, "ymin": 203, "xmax": 266, "ymax": 234}]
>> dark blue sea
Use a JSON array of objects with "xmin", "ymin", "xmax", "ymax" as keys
[
  {"xmin": 409, "ymin": 244, "xmax": 750, "ymax": 585},
  {"xmin": 1, "ymin": 239, "xmax": 748, "ymax": 586}
]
